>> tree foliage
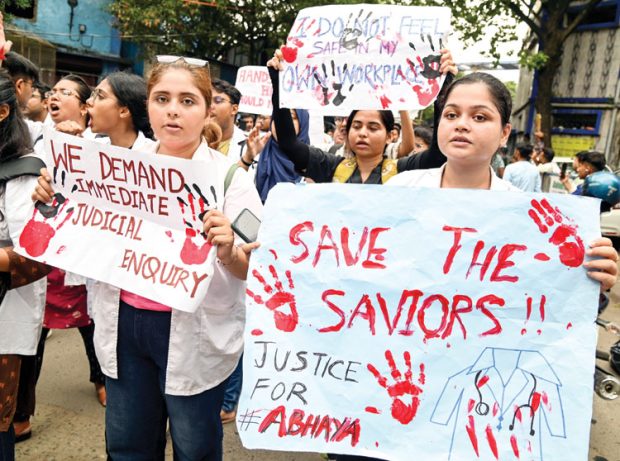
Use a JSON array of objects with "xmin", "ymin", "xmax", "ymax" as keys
[
  {"xmin": 425, "ymin": 0, "xmax": 604, "ymax": 146},
  {"xmin": 109, "ymin": 0, "xmax": 380, "ymax": 64}
]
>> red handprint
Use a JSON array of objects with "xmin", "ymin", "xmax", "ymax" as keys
[
  {"xmin": 246, "ymin": 253, "xmax": 298, "ymax": 332},
  {"xmin": 20, "ymin": 194, "xmax": 74, "ymax": 257},
  {"xmin": 367, "ymin": 350, "xmax": 425, "ymax": 425},
  {"xmin": 177, "ymin": 183, "xmax": 216, "ymax": 265},
  {"xmin": 528, "ymin": 198, "xmax": 585, "ymax": 268}
]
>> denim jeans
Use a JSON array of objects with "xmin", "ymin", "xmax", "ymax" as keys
[
  {"xmin": 222, "ymin": 355, "xmax": 242, "ymax": 413},
  {"xmin": 106, "ymin": 302, "xmax": 226, "ymax": 461}
]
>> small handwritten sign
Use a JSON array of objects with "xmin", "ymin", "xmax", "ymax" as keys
[
  {"xmin": 279, "ymin": 4, "xmax": 451, "ymax": 114},
  {"xmin": 238, "ymin": 183, "xmax": 600, "ymax": 460},
  {"xmin": 236, "ymin": 66, "xmax": 273, "ymax": 116},
  {"xmin": 14, "ymin": 129, "xmax": 229, "ymax": 312}
]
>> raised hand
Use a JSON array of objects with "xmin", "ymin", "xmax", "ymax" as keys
[{"xmin": 367, "ymin": 350, "xmax": 426, "ymax": 425}]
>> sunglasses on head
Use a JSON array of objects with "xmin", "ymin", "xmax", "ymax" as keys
[{"xmin": 156, "ymin": 55, "xmax": 209, "ymax": 68}]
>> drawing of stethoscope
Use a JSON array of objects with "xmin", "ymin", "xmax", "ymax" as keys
[{"xmin": 474, "ymin": 370, "xmax": 538, "ymax": 436}]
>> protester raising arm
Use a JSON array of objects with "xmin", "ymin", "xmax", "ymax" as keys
[{"xmin": 267, "ymin": 47, "xmax": 457, "ymax": 184}]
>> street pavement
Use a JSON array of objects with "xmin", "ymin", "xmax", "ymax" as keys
[{"xmin": 15, "ymin": 289, "xmax": 620, "ymax": 461}]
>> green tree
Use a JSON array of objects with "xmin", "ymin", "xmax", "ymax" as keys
[
  {"xmin": 109, "ymin": 0, "xmax": 380, "ymax": 64},
  {"xmin": 427, "ymin": 0, "xmax": 604, "ymax": 146}
]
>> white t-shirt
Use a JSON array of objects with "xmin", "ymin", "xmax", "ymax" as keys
[{"xmin": 386, "ymin": 164, "xmax": 521, "ymax": 192}]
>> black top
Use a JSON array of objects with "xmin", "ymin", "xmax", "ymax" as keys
[{"xmin": 269, "ymin": 66, "xmax": 451, "ymax": 184}]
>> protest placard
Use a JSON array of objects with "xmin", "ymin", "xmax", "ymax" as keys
[
  {"xmin": 14, "ymin": 129, "xmax": 229, "ymax": 313},
  {"xmin": 279, "ymin": 4, "xmax": 451, "ymax": 114},
  {"xmin": 236, "ymin": 66, "xmax": 273, "ymax": 116},
  {"xmin": 238, "ymin": 183, "xmax": 601, "ymax": 460}
]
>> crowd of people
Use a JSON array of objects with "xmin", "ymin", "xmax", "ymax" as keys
[{"xmin": 1, "ymin": 10, "xmax": 619, "ymax": 461}]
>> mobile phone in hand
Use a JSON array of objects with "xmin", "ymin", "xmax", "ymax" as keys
[
  {"xmin": 560, "ymin": 163, "xmax": 568, "ymax": 180},
  {"xmin": 231, "ymin": 208, "xmax": 261, "ymax": 243}
]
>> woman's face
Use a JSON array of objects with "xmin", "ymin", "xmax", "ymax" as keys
[
  {"xmin": 437, "ymin": 82, "xmax": 510, "ymax": 168},
  {"xmin": 48, "ymin": 79, "xmax": 87, "ymax": 125},
  {"xmin": 87, "ymin": 79, "xmax": 124, "ymax": 135},
  {"xmin": 148, "ymin": 68, "xmax": 207, "ymax": 157},
  {"xmin": 347, "ymin": 111, "xmax": 389, "ymax": 159}
]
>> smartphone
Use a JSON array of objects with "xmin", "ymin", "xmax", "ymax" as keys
[
  {"xmin": 560, "ymin": 163, "xmax": 568, "ymax": 180},
  {"xmin": 231, "ymin": 208, "xmax": 261, "ymax": 243}
]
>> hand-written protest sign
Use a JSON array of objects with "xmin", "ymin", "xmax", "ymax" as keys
[
  {"xmin": 279, "ymin": 4, "xmax": 451, "ymax": 115},
  {"xmin": 238, "ymin": 183, "xmax": 600, "ymax": 460},
  {"xmin": 14, "ymin": 129, "xmax": 228, "ymax": 313},
  {"xmin": 236, "ymin": 66, "xmax": 273, "ymax": 116}
]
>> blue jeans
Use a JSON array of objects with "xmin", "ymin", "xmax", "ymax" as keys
[
  {"xmin": 222, "ymin": 355, "xmax": 242, "ymax": 413},
  {"xmin": 106, "ymin": 302, "xmax": 226, "ymax": 461}
]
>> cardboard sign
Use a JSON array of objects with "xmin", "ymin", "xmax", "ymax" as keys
[
  {"xmin": 238, "ymin": 183, "xmax": 600, "ymax": 460},
  {"xmin": 236, "ymin": 66, "xmax": 273, "ymax": 116},
  {"xmin": 279, "ymin": 4, "xmax": 451, "ymax": 114},
  {"xmin": 15, "ymin": 129, "xmax": 228, "ymax": 312}
]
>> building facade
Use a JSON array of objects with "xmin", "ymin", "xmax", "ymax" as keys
[{"xmin": 512, "ymin": 1, "xmax": 620, "ymax": 167}]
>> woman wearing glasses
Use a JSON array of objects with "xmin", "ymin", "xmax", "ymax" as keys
[{"xmin": 34, "ymin": 56, "xmax": 262, "ymax": 460}]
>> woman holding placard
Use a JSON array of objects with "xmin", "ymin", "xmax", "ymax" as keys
[
  {"xmin": 265, "ymin": 48, "xmax": 457, "ymax": 186},
  {"xmin": 386, "ymin": 72, "xmax": 618, "ymax": 290},
  {"xmin": 33, "ymin": 56, "xmax": 262, "ymax": 460}
]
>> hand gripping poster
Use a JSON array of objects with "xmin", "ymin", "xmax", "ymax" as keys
[
  {"xmin": 14, "ymin": 129, "xmax": 228, "ymax": 313},
  {"xmin": 279, "ymin": 4, "xmax": 451, "ymax": 114},
  {"xmin": 238, "ymin": 183, "xmax": 601, "ymax": 461}
]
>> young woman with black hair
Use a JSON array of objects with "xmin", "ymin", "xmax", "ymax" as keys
[
  {"xmin": 387, "ymin": 72, "xmax": 618, "ymax": 291},
  {"xmin": 87, "ymin": 71, "xmax": 154, "ymax": 149}
]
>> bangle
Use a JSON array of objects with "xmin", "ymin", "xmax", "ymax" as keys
[{"xmin": 240, "ymin": 156, "xmax": 253, "ymax": 167}]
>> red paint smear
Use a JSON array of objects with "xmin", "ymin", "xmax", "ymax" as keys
[
  {"xmin": 476, "ymin": 375, "xmax": 489, "ymax": 388},
  {"xmin": 379, "ymin": 94, "xmax": 392, "ymax": 109},
  {"xmin": 180, "ymin": 231, "xmax": 212, "ymax": 265},
  {"xmin": 289, "ymin": 37, "xmax": 304, "ymax": 47},
  {"xmin": 19, "ymin": 219, "xmax": 56, "ymax": 257},
  {"xmin": 465, "ymin": 416, "xmax": 479, "ymax": 457},
  {"xmin": 537, "ymin": 329, "xmax": 542, "ymax": 335},
  {"xmin": 521, "ymin": 328, "xmax": 527, "ymax": 335},
  {"xmin": 531, "ymin": 392, "xmax": 541, "ymax": 412},
  {"xmin": 534, "ymin": 252, "xmax": 550, "ymax": 261},
  {"xmin": 375, "ymin": 442, "xmax": 379, "ymax": 448},
  {"xmin": 515, "ymin": 406, "xmax": 523, "ymax": 422},
  {"xmin": 56, "ymin": 245, "xmax": 66, "ymax": 254},
  {"xmin": 539, "ymin": 294, "xmax": 546, "ymax": 321},
  {"xmin": 510, "ymin": 434, "xmax": 520, "ymax": 458},
  {"xmin": 269, "ymin": 249, "xmax": 278, "ymax": 260},
  {"xmin": 251, "ymin": 329, "xmax": 263, "ymax": 336},
  {"xmin": 187, "ymin": 193, "xmax": 196, "ymax": 219},
  {"xmin": 492, "ymin": 402, "xmax": 499, "ymax": 417},
  {"xmin": 467, "ymin": 399, "xmax": 475, "ymax": 413},
  {"xmin": 526, "ymin": 296, "xmax": 532, "ymax": 322},
  {"xmin": 165, "ymin": 230, "xmax": 172, "ymax": 238},
  {"xmin": 413, "ymin": 79, "xmax": 439, "ymax": 106},
  {"xmin": 419, "ymin": 363, "xmax": 426, "ymax": 385},
  {"xmin": 365, "ymin": 406, "xmax": 380, "ymax": 414},
  {"xmin": 548, "ymin": 224, "xmax": 585, "ymax": 267},
  {"xmin": 527, "ymin": 441, "xmax": 532, "ymax": 453},
  {"xmin": 485, "ymin": 425, "xmax": 499, "ymax": 460},
  {"xmin": 281, "ymin": 46, "xmax": 298, "ymax": 63},
  {"xmin": 566, "ymin": 322, "xmax": 573, "ymax": 329},
  {"xmin": 446, "ymin": 343, "xmax": 451, "ymax": 348}
]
